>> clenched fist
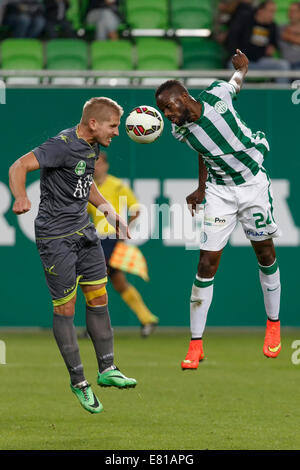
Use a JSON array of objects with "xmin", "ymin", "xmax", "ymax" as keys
[
  {"xmin": 232, "ymin": 49, "xmax": 249, "ymax": 72},
  {"xmin": 13, "ymin": 196, "xmax": 31, "ymax": 214}
]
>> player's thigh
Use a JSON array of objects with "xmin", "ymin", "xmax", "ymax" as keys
[
  {"xmin": 77, "ymin": 225, "xmax": 108, "ymax": 287},
  {"xmin": 36, "ymin": 236, "xmax": 79, "ymax": 309},
  {"xmin": 238, "ymin": 170, "xmax": 280, "ymax": 243},
  {"xmin": 201, "ymin": 182, "xmax": 237, "ymax": 251}
]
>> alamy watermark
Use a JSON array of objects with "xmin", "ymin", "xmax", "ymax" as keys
[
  {"xmin": 291, "ymin": 80, "xmax": 300, "ymax": 104},
  {"xmin": 291, "ymin": 340, "xmax": 300, "ymax": 365},
  {"xmin": 96, "ymin": 198, "xmax": 205, "ymax": 250},
  {"xmin": 0, "ymin": 340, "xmax": 6, "ymax": 364},
  {"xmin": 0, "ymin": 80, "xmax": 6, "ymax": 104}
]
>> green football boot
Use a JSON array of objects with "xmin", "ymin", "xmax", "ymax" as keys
[
  {"xmin": 97, "ymin": 367, "xmax": 137, "ymax": 389},
  {"xmin": 71, "ymin": 380, "xmax": 103, "ymax": 414}
]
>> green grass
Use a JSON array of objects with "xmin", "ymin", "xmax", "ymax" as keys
[{"xmin": 1, "ymin": 328, "xmax": 300, "ymax": 450}]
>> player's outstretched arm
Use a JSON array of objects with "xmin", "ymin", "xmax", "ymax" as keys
[
  {"xmin": 229, "ymin": 49, "xmax": 249, "ymax": 94},
  {"xmin": 9, "ymin": 151, "xmax": 40, "ymax": 214}
]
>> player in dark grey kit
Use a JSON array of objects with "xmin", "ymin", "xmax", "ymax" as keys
[{"xmin": 9, "ymin": 97, "xmax": 137, "ymax": 414}]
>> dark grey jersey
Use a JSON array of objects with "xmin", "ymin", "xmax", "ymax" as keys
[{"xmin": 33, "ymin": 126, "xmax": 100, "ymax": 239}]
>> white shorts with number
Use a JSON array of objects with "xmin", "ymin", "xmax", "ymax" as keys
[{"xmin": 200, "ymin": 169, "xmax": 281, "ymax": 251}]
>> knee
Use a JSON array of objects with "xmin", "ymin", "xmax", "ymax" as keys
[
  {"xmin": 54, "ymin": 302, "xmax": 75, "ymax": 317},
  {"xmin": 197, "ymin": 253, "xmax": 220, "ymax": 278},
  {"xmin": 88, "ymin": 293, "xmax": 108, "ymax": 307},
  {"xmin": 257, "ymin": 251, "xmax": 276, "ymax": 266},
  {"xmin": 84, "ymin": 284, "xmax": 108, "ymax": 307},
  {"xmin": 253, "ymin": 241, "xmax": 276, "ymax": 266}
]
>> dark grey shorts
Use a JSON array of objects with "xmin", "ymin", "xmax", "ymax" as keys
[{"xmin": 36, "ymin": 224, "xmax": 107, "ymax": 306}]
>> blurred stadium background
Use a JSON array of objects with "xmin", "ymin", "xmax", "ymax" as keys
[{"xmin": 0, "ymin": 0, "xmax": 299, "ymax": 330}]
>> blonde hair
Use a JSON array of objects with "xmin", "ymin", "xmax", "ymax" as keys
[{"xmin": 81, "ymin": 97, "xmax": 124, "ymax": 125}]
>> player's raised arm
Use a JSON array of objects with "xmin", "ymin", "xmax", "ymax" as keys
[
  {"xmin": 9, "ymin": 151, "xmax": 40, "ymax": 214},
  {"xmin": 229, "ymin": 49, "xmax": 249, "ymax": 94}
]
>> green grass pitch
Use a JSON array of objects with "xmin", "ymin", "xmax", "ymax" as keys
[{"xmin": 1, "ymin": 328, "xmax": 300, "ymax": 450}]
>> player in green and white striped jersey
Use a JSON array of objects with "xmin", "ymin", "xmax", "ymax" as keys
[{"xmin": 156, "ymin": 49, "xmax": 282, "ymax": 368}]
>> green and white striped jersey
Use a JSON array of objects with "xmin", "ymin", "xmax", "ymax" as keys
[{"xmin": 172, "ymin": 80, "xmax": 269, "ymax": 186}]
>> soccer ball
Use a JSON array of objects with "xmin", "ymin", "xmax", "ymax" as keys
[{"xmin": 125, "ymin": 105, "xmax": 164, "ymax": 144}]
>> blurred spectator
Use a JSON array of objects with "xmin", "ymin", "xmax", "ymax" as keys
[
  {"xmin": 0, "ymin": 1, "xmax": 7, "ymax": 25},
  {"xmin": 215, "ymin": 0, "xmax": 255, "ymax": 44},
  {"xmin": 224, "ymin": 0, "xmax": 290, "ymax": 83},
  {"xmin": 3, "ymin": 0, "xmax": 45, "ymax": 37},
  {"xmin": 85, "ymin": 0, "xmax": 121, "ymax": 40},
  {"xmin": 279, "ymin": 1, "xmax": 300, "ymax": 69},
  {"xmin": 44, "ymin": 0, "xmax": 76, "ymax": 38}
]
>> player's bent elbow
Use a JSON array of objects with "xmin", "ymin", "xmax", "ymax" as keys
[{"xmin": 8, "ymin": 160, "xmax": 21, "ymax": 184}]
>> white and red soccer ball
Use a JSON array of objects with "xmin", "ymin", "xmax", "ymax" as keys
[{"xmin": 125, "ymin": 105, "xmax": 164, "ymax": 144}]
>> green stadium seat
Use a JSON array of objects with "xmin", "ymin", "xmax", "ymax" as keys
[
  {"xmin": 180, "ymin": 38, "xmax": 224, "ymax": 70},
  {"xmin": 136, "ymin": 38, "xmax": 179, "ymax": 70},
  {"xmin": 1, "ymin": 39, "xmax": 43, "ymax": 69},
  {"xmin": 126, "ymin": 0, "xmax": 168, "ymax": 29},
  {"xmin": 170, "ymin": 0, "xmax": 213, "ymax": 29},
  {"xmin": 46, "ymin": 39, "xmax": 88, "ymax": 69},
  {"xmin": 91, "ymin": 40, "xmax": 133, "ymax": 70},
  {"xmin": 91, "ymin": 40, "xmax": 134, "ymax": 86}
]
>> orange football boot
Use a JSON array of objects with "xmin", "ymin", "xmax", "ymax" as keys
[
  {"xmin": 181, "ymin": 339, "xmax": 204, "ymax": 370},
  {"xmin": 263, "ymin": 319, "xmax": 281, "ymax": 358}
]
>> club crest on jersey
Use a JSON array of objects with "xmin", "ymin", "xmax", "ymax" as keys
[
  {"xmin": 75, "ymin": 160, "xmax": 86, "ymax": 176},
  {"xmin": 214, "ymin": 100, "xmax": 228, "ymax": 114}
]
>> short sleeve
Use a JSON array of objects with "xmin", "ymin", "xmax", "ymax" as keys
[
  {"xmin": 205, "ymin": 80, "xmax": 237, "ymax": 104},
  {"xmin": 32, "ymin": 137, "xmax": 67, "ymax": 168}
]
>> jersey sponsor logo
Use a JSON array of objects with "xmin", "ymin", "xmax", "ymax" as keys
[
  {"xmin": 73, "ymin": 174, "xmax": 93, "ymax": 198},
  {"xmin": 87, "ymin": 152, "xmax": 96, "ymax": 158},
  {"xmin": 75, "ymin": 160, "xmax": 86, "ymax": 176},
  {"xmin": 246, "ymin": 229, "xmax": 264, "ymax": 237},
  {"xmin": 214, "ymin": 100, "xmax": 228, "ymax": 114},
  {"xmin": 205, "ymin": 216, "xmax": 226, "ymax": 226}
]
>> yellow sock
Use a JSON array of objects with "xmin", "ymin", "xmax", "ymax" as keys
[{"xmin": 121, "ymin": 285, "xmax": 158, "ymax": 325}]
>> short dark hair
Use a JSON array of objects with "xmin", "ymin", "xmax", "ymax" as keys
[{"xmin": 155, "ymin": 80, "xmax": 187, "ymax": 98}]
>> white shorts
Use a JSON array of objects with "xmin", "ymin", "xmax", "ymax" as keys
[{"xmin": 200, "ymin": 169, "xmax": 281, "ymax": 251}]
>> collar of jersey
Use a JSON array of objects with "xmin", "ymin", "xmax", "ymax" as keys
[{"xmin": 75, "ymin": 125, "xmax": 94, "ymax": 149}]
